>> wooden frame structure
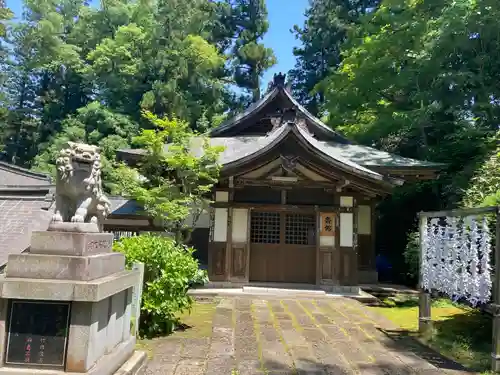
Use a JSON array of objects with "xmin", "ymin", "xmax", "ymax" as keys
[{"xmin": 418, "ymin": 206, "xmax": 500, "ymax": 372}]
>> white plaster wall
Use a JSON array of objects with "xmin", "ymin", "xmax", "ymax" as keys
[
  {"xmin": 320, "ymin": 236, "xmax": 335, "ymax": 247},
  {"xmin": 232, "ymin": 208, "xmax": 249, "ymax": 243},
  {"xmin": 358, "ymin": 205, "xmax": 371, "ymax": 235},
  {"xmin": 340, "ymin": 213, "xmax": 353, "ymax": 247},
  {"xmin": 340, "ymin": 196, "xmax": 354, "ymax": 207},
  {"xmin": 213, "ymin": 208, "xmax": 228, "ymax": 242},
  {"xmin": 215, "ymin": 191, "xmax": 229, "ymax": 202}
]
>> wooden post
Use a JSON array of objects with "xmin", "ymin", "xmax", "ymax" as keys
[
  {"xmin": 418, "ymin": 213, "xmax": 432, "ymax": 339},
  {"xmin": 491, "ymin": 207, "xmax": 500, "ymax": 372}
]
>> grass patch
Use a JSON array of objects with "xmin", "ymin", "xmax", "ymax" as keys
[
  {"xmin": 371, "ymin": 296, "xmax": 492, "ymax": 373},
  {"xmin": 136, "ymin": 298, "xmax": 217, "ymax": 358},
  {"xmin": 170, "ymin": 299, "xmax": 217, "ymax": 338}
]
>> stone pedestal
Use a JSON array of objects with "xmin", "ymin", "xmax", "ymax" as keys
[{"xmin": 0, "ymin": 230, "xmax": 147, "ymax": 374}]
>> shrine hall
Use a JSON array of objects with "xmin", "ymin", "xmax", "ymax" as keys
[{"xmin": 118, "ymin": 73, "xmax": 443, "ymax": 291}]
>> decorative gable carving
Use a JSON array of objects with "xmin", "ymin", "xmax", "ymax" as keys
[
  {"xmin": 280, "ymin": 155, "xmax": 298, "ymax": 174},
  {"xmin": 239, "ymin": 155, "xmax": 335, "ymax": 184}
]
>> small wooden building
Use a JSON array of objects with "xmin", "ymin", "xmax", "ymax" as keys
[{"xmin": 119, "ymin": 74, "xmax": 442, "ymax": 290}]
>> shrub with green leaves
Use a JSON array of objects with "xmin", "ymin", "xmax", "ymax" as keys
[
  {"xmin": 403, "ymin": 231, "xmax": 420, "ymax": 285},
  {"xmin": 114, "ymin": 234, "xmax": 199, "ymax": 337}
]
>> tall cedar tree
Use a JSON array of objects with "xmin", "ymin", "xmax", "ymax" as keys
[
  {"xmin": 229, "ymin": 0, "xmax": 276, "ymax": 102},
  {"xmin": 289, "ymin": 0, "xmax": 380, "ymax": 116},
  {"xmin": 0, "ymin": 0, "xmax": 276, "ymax": 168}
]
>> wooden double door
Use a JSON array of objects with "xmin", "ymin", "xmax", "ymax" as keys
[{"xmin": 249, "ymin": 210, "xmax": 316, "ymax": 284}]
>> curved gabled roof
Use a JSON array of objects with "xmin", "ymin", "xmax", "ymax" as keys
[
  {"xmin": 209, "ymin": 86, "xmax": 350, "ymax": 143},
  {"xmin": 219, "ymin": 121, "xmax": 396, "ymax": 190},
  {"xmin": 209, "ymin": 89, "xmax": 279, "ymax": 137},
  {"xmin": 294, "ymin": 124, "xmax": 384, "ymax": 181}
]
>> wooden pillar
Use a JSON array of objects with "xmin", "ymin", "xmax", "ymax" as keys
[
  {"xmin": 317, "ymin": 210, "xmax": 336, "ymax": 288},
  {"xmin": 491, "ymin": 207, "xmax": 500, "ymax": 372},
  {"xmin": 418, "ymin": 213, "xmax": 432, "ymax": 339},
  {"xmin": 225, "ymin": 179, "xmax": 234, "ymax": 279},
  {"xmin": 338, "ymin": 196, "xmax": 356, "ymax": 285},
  {"xmin": 315, "ymin": 205, "xmax": 320, "ymax": 286},
  {"xmin": 226, "ymin": 205, "xmax": 233, "ymax": 279},
  {"xmin": 208, "ymin": 190, "xmax": 230, "ymax": 282},
  {"xmin": 370, "ymin": 200, "xmax": 377, "ymax": 271},
  {"xmin": 352, "ymin": 197, "xmax": 359, "ymax": 285}
]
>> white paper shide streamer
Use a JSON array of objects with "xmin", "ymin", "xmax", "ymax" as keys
[{"xmin": 420, "ymin": 214, "xmax": 493, "ymax": 305}]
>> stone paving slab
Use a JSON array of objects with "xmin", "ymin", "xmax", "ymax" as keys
[{"xmin": 144, "ymin": 296, "xmax": 474, "ymax": 375}]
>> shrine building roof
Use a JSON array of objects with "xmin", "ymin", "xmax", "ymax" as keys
[{"xmin": 118, "ymin": 73, "xmax": 444, "ymax": 184}]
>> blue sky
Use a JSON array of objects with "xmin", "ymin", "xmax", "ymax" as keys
[
  {"xmin": 6, "ymin": 0, "xmax": 309, "ymax": 88},
  {"xmin": 262, "ymin": 0, "xmax": 309, "ymax": 87}
]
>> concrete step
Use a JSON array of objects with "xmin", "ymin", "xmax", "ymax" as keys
[{"xmin": 242, "ymin": 286, "xmax": 326, "ymax": 296}]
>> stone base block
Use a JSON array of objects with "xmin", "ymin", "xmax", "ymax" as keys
[
  {"xmin": 319, "ymin": 284, "xmax": 360, "ymax": 295},
  {"xmin": 6, "ymin": 253, "xmax": 125, "ymax": 281},
  {"xmin": 48, "ymin": 222, "xmax": 100, "ymax": 233},
  {"xmin": 0, "ymin": 339, "xmax": 146, "ymax": 375},
  {"xmin": 0, "ymin": 270, "xmax": 139, "ymax": 302},
  {"xmin": 30, "ymin": 231, "xmax": 113, "ymax": 256}
]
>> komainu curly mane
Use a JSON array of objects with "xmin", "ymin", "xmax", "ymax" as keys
[{"xmin": 51, "ymin": 141, "xmax": 111, "ymax": 226}]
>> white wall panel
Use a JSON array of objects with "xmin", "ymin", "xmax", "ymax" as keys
[
  {"xmin": 319, "ymin": 236, "xmax": 335, "ymax": 247},
  {"xmin": 232, "ymin": 208, "xmax": 249, "ymax": 243},
  {"xmin": 215, "ymin": 191, "xmax": 229, "ymax": 202},
  {"xmin": 340, "ymin": 196, "xmax": 354, "ymax": 207},
  {"xmin": 213, "ymin": 208, "xmax": 228, "ymax": 242},
  {"xmin": 340, "ymin": 213, "xmax": 353, "ymax": 247}
]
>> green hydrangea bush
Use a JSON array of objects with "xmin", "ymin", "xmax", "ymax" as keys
[{"xmin": 114, "ymin": 234, "xmax": 199, "ymax": 337}]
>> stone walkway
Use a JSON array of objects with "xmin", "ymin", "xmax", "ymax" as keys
[{"xmin": 144, "ymin": 296, "xmax": 472, "ymax": 375}]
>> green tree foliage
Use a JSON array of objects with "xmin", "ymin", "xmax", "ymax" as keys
[
  {"xmin": 0, "ymin": 0, "xmax": 275, "ymax": 167},
  {"xmin": 114, "ymin": 234, "xmax": 199, "ymax": 337},
  {"xmin": 289, "ymin": 0, "xmax": 380, "ymax": 115},
  {"xmin": 32, "ymin": 102, "xmax": 138, "ymax": 191},
  {"xmin": 228, "ymin": 0, "xmax": 276, "ymax": 102},
  {"xmin": 303, "ymin": 0, "xmax": 500, "ymax": 282},
  {"xmin": 463, "ymin": 132, "xmax": 500, "ymax": 208},
  {"xmin": 114, "ymin": 112, "xmax": 223, "ymax": 242}
]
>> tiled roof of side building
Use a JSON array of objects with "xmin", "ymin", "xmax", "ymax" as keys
[
  {"xmin": 0, "ymin": 162, "xmax": 53, "ymax": 267},
  {"xmin": 0, "ymin": 161, "xmax": 52, "ymax": 187},
  {"xmin": 0, "ymin": 197, "xmax": 53, "ymax": 267}
]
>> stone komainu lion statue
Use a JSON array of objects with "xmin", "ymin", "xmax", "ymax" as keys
[{"xmin": 51, "ymin": 142, "xmax": 111, "ymax": 225}]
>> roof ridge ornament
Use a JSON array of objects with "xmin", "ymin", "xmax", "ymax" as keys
[
  {"xmin": 296, "ymin": 116, "xmax": 312, "ymax": 136},
  {"xmin": 266, "ymin": 72, "xmax": 287, "ymax": 93},
  {"xmin": 273, "ymin": 72, "xmax": 286, "ymax": 87}
]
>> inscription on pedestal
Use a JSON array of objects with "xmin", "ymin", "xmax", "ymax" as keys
[
  {"xmin": 5, "ymin": 301, "xmax": 70, "ymax": 368},
  {"xmin": 86, "ymin": 239, "xmax": 112, "ymax": 251}
]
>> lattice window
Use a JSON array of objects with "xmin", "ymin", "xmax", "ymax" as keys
[
  {"xmin": 285, "ymin": 214, "xmax": 316, "ymax": 245},
  {"xmin": 250, "ymin": 212, "xmax": 281, "ymax": 244}
]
